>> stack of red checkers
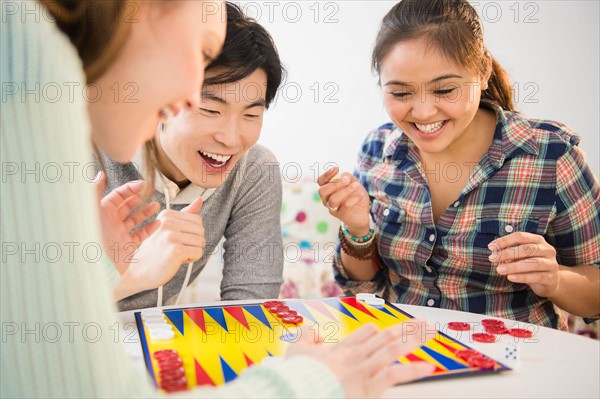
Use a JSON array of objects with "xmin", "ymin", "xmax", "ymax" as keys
[
  {"xmin": 263, "ymin": 301, "xmax": 303, "ymax": 325},
  {"xmin": 153, "ymin": 350, "xmax": 188, "ymax": 393},
  {"xmin": 482, "ymin": 319, "xmax": 510, "ymax": 335},
  {"xmin": 482, "ymin": 319, "xmax": 534, "ymax": 338},
  {"xmin": 455, "ymin": 349, "xmax": 496, "ymax": 370}
]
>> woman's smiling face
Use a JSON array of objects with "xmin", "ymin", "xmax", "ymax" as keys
[
  {"xmin": 380, "ymin": 38, "xmax": 489, "ymax": 156},
  {"xmin": 156, "ymin": 68, "xmax": 268, "ymax": 188},
  {"xmin": 89, "ymin": 0, "xmax": 227, "ymax": 163}
]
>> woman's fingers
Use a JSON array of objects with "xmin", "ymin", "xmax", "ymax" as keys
[
  {"xmin": 357, "ymin": 320, "xmax": 427, "ymax": 360},
  {"xmin": 130, "ymin": 219, "xmax": 161, "ymax": 245},
  {"xmin": 338, "ymin": 323, "xmax": 380, "ymax": 348},
  {"xmin": 106, "ymin": 180, "xmax": 147, "ymax": 208},
  {"xmin": 298, "ymin": 325, "xmax": 324, "ymax": 346},
  {"xmin": 317, "ymin": 166, "xmax": 340, "ymax": 186},
  {"xmin": 490, "ymin": 243, "xmax": 551, "ymax": 264},
  {"xmin": 506, "ymin": 270, "xmax": 553, "ymax": 284},
  {"xmin": 369, "ymin": 362, "xmax": 433, "ymax": 396},
  {"xmin": 317, "ymin": 179, "xmax": 343, "ymax": 204},
  {"xmin": 122, "ymin": 201, "xmax": 161, "ymax": 230},
  {"xmin": 115, "ymin": 194, "xmax": 141, "ymax": 219},
  {"xmin": 325, "ymin": 182, "xmax": 363, "ymax": 211},
  {"xmin": 318, "ymin": 172, "xmax": 362, "ymax": 208},
  {"xmin": 363, "ymin": 331, "xmax": 425, "ymax": 373},
  {"xmin": 497, "ymin": 258, "xmax": 552, "ymax": 275},
  {"xmin": 489, "ymin": 231, "xmax": 543, "ymax": 252},
  {"xmin": 317, "ymin": 170, "xmax": 351, "ymax": 199},
  {"xmin": 344, "ymin": 194, "xmax": 362, "ymax": 208}
]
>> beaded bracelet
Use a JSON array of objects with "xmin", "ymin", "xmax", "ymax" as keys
[
  {"xmin": 340, "ymin": 222, "xmax": 375, "ymax": 244},
  {"xmin": 338, "ymin": 227, "xmax": 377, "ymax": 260}
]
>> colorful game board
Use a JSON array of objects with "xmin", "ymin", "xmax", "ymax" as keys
[{"xmin": 135, "ymin": 297, "xmax": 509, "ymax": 391}]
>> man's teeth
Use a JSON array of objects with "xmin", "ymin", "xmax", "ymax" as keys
[
  {"xmin": 415, "ymin": 121, "xmax": 445, "ymax": 134},
  {"xmin": 200, "ymin": 151, "xmax": 232, "ymax": 165}
]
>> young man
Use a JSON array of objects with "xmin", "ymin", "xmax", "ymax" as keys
[{"xmin": 100, "ymin": 2, "xmax": 285, "ymax": 310}]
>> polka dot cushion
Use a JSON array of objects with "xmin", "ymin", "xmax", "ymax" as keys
[{"xmin": 279, "ymin": 181, "xmax": 342, "ymax": 299}]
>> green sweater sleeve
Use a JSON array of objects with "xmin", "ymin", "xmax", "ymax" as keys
[{"xmin": 0, "ymin": 7, "xmax": 343, "ymax": 399}]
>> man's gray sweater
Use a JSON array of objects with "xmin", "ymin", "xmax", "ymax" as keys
[{"xmin": 98, "ymin": 145, "xmax": 284, "ymax": 311}]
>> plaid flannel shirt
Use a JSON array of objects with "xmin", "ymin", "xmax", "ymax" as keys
[{"xmin": 333, "ymin": 101, "xmax": 600, "ymax": 329}]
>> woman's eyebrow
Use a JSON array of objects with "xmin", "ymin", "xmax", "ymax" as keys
[{"xmin": 384, "ymin": 74, "xmax": 463, "ymax": 86}]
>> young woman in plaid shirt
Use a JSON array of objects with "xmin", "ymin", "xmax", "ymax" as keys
[{"xmin": 318, "ymin": 0, "xmax": 600, "ymax": 329}]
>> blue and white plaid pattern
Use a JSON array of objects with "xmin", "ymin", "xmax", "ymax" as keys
[{"xmin": 333, "ymin": 101, "xmax": 600, "ymax": 329}]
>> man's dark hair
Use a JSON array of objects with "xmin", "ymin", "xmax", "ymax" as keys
[{"xmin": 205, "ymin": 2, "xmax": 284, "ymax": 108}]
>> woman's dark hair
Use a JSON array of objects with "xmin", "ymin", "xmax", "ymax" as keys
[
  {"xmin": 204, "ymin": 2, "xmax": 284, "ymax": 108},
  {"xmin": 372, "ymin": 0, "xmax": 514, "ymax": 111}
]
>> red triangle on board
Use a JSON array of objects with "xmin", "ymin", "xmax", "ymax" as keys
[
  {"xmin": 195, "ymin": 359, "xmax": 216, "ymax": 386},
  {"xmin": 340, "ymin": 297, "xmax": 378, "ymax": 319},
  {"xmin": 224, "ymin": 306, "xmax": 250, "ymax": 330},
  {"xmin": 185, "ymin": 309, "xmax": 206, "ymax": 334},
  {"xmin": 243, "ymin": 354, "xmax": 254, "ymax": 367}
]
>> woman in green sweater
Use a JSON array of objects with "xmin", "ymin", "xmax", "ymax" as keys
[{"xmin": 0, "ymin": 1, "xmax": 432, "ymax": 397}]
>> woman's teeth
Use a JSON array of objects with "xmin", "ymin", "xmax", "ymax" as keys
[
  {"xmin": 415, "ymin": 121, "xmax": 445, "ymax": 134},
  {"xmin": 199, "ymin": 150, "xmax": 232, "ymax": 167}
]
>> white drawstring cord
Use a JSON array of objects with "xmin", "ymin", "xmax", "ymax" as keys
[
  {"xmin": 175, "ymin": 260, "xmax": 193, "ymax": 306},
  {"xmin": 157, "ymin": 186, "xmax": 193, "ymax": 308}
]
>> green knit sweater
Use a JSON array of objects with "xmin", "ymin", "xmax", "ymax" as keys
[{"xmin": 0, "ymin": 6, "xmax": 343, "ymax": 398}]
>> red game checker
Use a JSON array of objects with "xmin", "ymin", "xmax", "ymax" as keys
[
  {"xmin": 456, "ymin": 349, "xmax": 480, "ymax": 362},
  {"xmin": 160, "ymin": 376, "xmax": 188, "ymax": 392},
  {"xmin": 509, "ymin": 328, "xmax": 533, "ymax": 338},
  {"xmin": 472, "ymin": 332, "xmax": 497, "ymax": 343},
  {"xmin": 468, "ymin": 355, "xmax": 496, "ymax": 370},
  {"xmin": 277, "ymin": 309, "xmax": 298, "ymax": 318},
  {"xmin": 159, "ymin": 367, "xmax": 185, "ymax": 380},
  {"xmin": 282, "ymin": 315, "xmax": 303, "ymax": 325},
  {"xmin": 263, "ymin": 300, "xmax": 283, "ymax": 308},
  {"xmin": 161, "ymin": 378, "xmax": 186, "ymax": 388},
  {"xmin": 153, "ymin": 350, "xmax": 178, "ymax": 360},
  {"xmin": 448, "ymin": 321, "xmax": 470, "ymax": 331},
  {"xmin": 481, "ymin": 319, "xmax": 505, "ymax": 327},
  {"xmin": 158, "ymin": 357, "xmax": 184, "ymax": 370},
  {"xmin": 267, "ymin": 304, "xmax": 289, "ymax": 313},
  {"xmin": 485, "ymin": 325, "xmax": 510, "ymax": 335}
]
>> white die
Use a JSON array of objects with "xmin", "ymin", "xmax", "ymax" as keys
[{"xmin": 503, "ymin": 342, "xmax": 520, "ymax": 370}]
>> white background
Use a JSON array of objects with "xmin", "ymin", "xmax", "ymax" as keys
[{"xmin": 235, "ymin": 0, "xmax": 600, "ymax": 181}]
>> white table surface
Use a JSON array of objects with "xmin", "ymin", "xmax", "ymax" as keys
[{"xmin": 118, "ymin": 301, "xmax": 600, "ymax": 399}]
